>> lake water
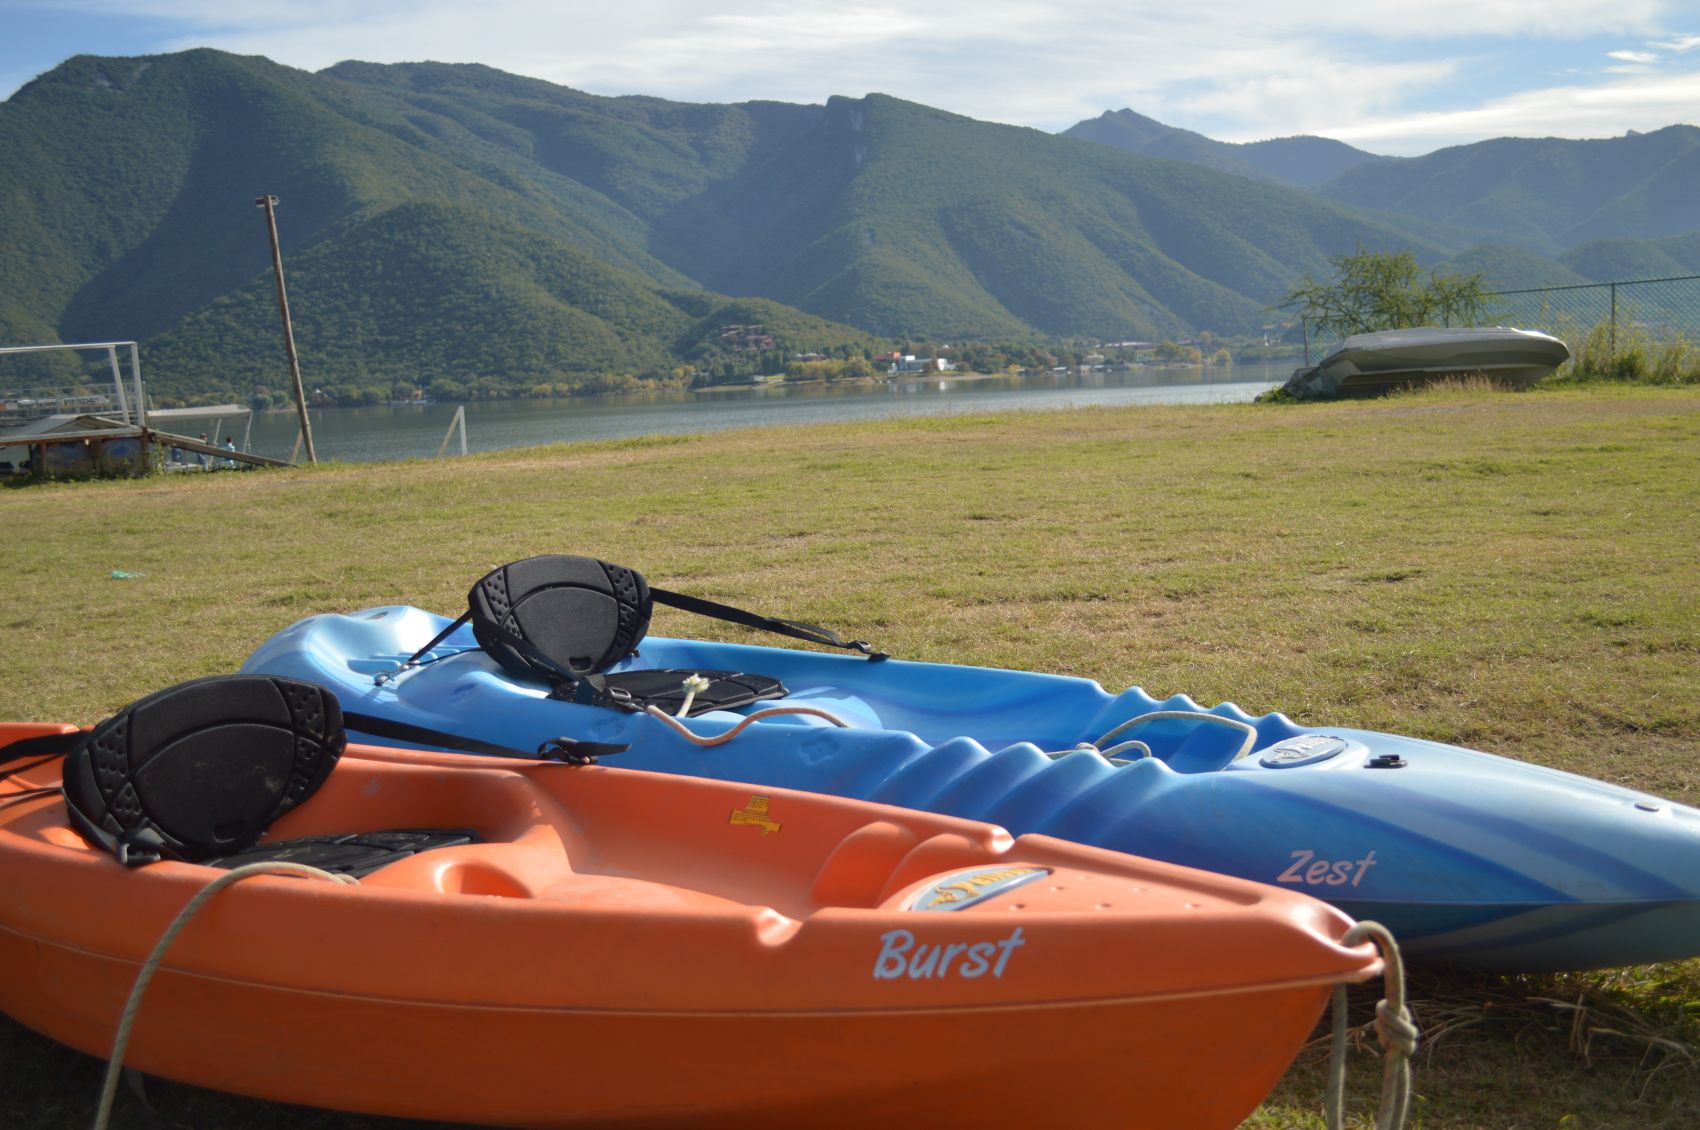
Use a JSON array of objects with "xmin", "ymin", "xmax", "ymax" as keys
[{"xmin": 234, "ymin": 365, "xmax": 1289, "ymax": 464}]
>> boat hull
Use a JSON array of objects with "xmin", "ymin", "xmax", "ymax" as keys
[
  {"xmin": 241, "ymin": 607, "xmax": 1700, "ymax": 971},
  {"xmin": 0, "ymin": 723, "xmax": 1374, "ymax": 1128},
  {"xmin": 1285, "ymin": 326, "xmax": 1570, "ymax": 399}
]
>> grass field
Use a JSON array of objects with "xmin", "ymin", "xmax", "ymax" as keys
[{"xmin": 2, "ymin": 385, "xmax": 1697, "ymax": 1128}]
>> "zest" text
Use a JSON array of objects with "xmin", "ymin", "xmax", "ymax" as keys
[{"xmin": 1277, "ymin": 849, "xmax": 1377, "ymax": 887}]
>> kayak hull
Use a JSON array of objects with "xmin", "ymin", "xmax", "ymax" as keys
[
  {"xmin": 0, "ymin": 936, "xmax": 1339, "ymax": 1128},
  {"xmin": 0, "ymin": 724, "xmax": 1377, "ymax": 1128},
  {"xmin": 241, "ymin": 606, "xmax": 1700, "ymax": 972}
]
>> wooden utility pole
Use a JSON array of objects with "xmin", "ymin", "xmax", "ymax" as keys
[{"xmin": 256, "ymin": 194, "xmax": 317, "ymax": 464}]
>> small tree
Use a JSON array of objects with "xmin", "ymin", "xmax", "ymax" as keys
[{"xmin": 1282, "ymin": 248, "xmax": 1494, "ymax": 337}]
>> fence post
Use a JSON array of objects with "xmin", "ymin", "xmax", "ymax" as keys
[
  {"xmin": 1609, "ymin": 282, "xmax": 1617, "ymax": 369},
  {"xmin": 438, "ymin": 405, "xmax": 467, "ymax": 457},
  {"xmin": 1483, "ymin": 273, "xmax": 1698, "ymax": 379}
]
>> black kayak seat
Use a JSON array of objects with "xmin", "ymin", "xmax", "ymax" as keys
[
  {"xmin": 60, "ymin": 674, "xmax": 345, "ymax": 866},
  {"xmin": 454, "ymin": 556, "xmax": 825, "ymax": 716},
  {"xmin": 0, "ymin": 674, "xmax": 602, "ymax": 872}
]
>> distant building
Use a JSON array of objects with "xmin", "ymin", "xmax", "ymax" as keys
[
  {"xmin": 719, "ymin": 324, "xmax": 776, "ymax": 350},
  {"xmin": 887, "ymin": 354, "xmax": 955, "ymax": 374},
  {"xmin": 0, "ymin": 412, "xmax": 145, "ymax": 478}
]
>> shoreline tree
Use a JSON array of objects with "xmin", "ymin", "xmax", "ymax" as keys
[{"xmin": 1282, "ymin": 248, "xmax": 1495, "ymax": 338}]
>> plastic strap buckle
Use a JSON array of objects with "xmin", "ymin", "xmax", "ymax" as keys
[
  {"xmin": 535, "ymin": 737, "xmax": 630, "ymax": 767},
  {"xmin": 114, "ymin": 828, "xmax": 166, "ymax": 868}
]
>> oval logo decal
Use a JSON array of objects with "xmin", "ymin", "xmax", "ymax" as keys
[
  {"xmin": 1259, "ymin": 735, "xmax": 1351, "ymax": 768},
  {"xmin": 909, "ymin": 867, "xmax": 1047, "ymax": 911}
]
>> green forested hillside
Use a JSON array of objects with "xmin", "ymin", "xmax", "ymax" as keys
[
  {"xmin": 1320, "ymin": 127, "xmax": 1700, "ymax": 250},
  {"xmin": 0, "ymin": 53, "xmax": 873, "ymax": 398},
  {"xmin": 1061, "ymin": 108, "xmax": 1278, "ymax": 182},
  {"xmin": 0, "ymin": 53, "xmax": 683, "ymax": 344},
  {"xmin": 1064, "ymin": 112, "xmax": 1700, "ymax": 257},
  {"xmin": 2, "ymin": 50, "xmax": 1661, "ymax": 403},
  {"xmin": 1239, "ymin": 135, "xmax": 1388, "ymax": 189},
  {"xmin": 146, "ymin": 202, "xmax": 687, "ymax": 400},
  {"xmin": 145, "ymin": 202, "xmax": 877, "ymax": 402},
  {"xmin": 1061, "ymin": 109, "xmax": 1387, "ymax": 189},
  {"xmin": 1660, "ymin": 234, "xmax": 1700, "ymax": 274},
  {"xmin": 317, "ymin": 72, "xmax": 1450, "ymax": 339},
  {"xmin": 1559, "ymin": 237, "xmax": 1698, "ymax": 282},
  {"xmin": 1434, "ymin": 244, "xmax": 1592, "ymax": 290}
]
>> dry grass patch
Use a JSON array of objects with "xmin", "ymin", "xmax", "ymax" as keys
[{"xmin": 0, "ymin": 385, "xmax": 1697, "ymax": 1127}]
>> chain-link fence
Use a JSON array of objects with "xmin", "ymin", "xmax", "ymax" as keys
[{"xmin": 1487, "ymin": 274, "xmax": 1700, "ymax": 377}]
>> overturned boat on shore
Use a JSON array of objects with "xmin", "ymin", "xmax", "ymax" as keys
[{"xmin": 1284, "ymin": 327, "xmax": 1570, "ymax": 400}]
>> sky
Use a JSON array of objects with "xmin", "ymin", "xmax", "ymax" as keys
[{"xmin": 1, "ymin": 1, "xmax": 1697, "ymax": 156}]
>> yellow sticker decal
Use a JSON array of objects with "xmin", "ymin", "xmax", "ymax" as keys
[{"xmin": 729, "ymin": 795, "xmax": 781, "ymax": 836}]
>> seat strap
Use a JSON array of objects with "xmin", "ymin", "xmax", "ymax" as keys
[
  {"xmin": 0, "ymin": 730, "xmax": 83, "ymax": 766},
  {"xmin": 0, "ymin": 712, "xmax": 622, "ymax": 776},
  {"xmin": 376, "ymin": 610, "xmax": 475, "ymax": 685},
  {"xmin": 342, "ymin": 710, "xmax": 627, "ymax": 765},
  {"xmin": 0, "ymin": 731, "xmax": 158, "ymax": 865},
  {"xmin": 0, "ymin": 732, "xmax": 84, "ymax": 809},
  {"xmin": 650, "ymin": 586, "xmax": 887, "ymax": 659}
]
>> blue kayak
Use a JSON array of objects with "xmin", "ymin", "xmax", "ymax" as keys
[{"xmin": 243, "ymin": 604, "xmax": 1700, "ymax": 972}]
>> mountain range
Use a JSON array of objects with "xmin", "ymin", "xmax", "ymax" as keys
[
  {"xmin": 1066, "ymin": 109, "xmax": 1700, "ymax": 254},
  {"xmin": 1, "ymin": 50, "xmax": 1695, "ymax": 402},
  {"xmin": 1061, "ymin": 109, "xmax": 1388, "ymax": 189}
]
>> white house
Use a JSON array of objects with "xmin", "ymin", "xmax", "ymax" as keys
[{"xmin": 887, "ymin": 354, "xmax": 955, "ymax": 374}]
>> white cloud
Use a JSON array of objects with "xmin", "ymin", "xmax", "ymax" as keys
[
  {"xmin": 4, "ymin": 0, "xmax": 1695, "ymax": 153},
  {"xmin": 1319, "ymin": 68, "xmax": 1700, "ymax": 152},
  {"xmin": 1651, "ymin": 33, "xmax": 1700, "ymax": 52}
]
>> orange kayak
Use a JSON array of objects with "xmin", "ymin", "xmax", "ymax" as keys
[{"xmin": 0, "ymin": 722, "xmax": 1379, "ymax": 1128}]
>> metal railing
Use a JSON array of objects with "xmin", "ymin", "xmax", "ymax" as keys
[
  {"xmin": 0, "ymin": 388, "xmax": 118, "ymax": 425},
  {"xmin": 0, "ymin": 342, "xmax": 146, "ymax": 428}
]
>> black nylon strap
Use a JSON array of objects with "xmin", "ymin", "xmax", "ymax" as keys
[
  {"xmin": 650, "ymin": 587, "xmax": 887, "ymax": 659},
  {"xmin": 59, "ymin": 794, "xmax": 163, "ymax": 867},
  {"xmin": 344, "ymin": 710, "xmax": 626, "ymax": 763},
  {"xmin": 0, "ymin": 730, "xmax": 83, "ymax": 766},
  {"xmin": 376, "ymin": 611, "xmax": 474, "ymax": 685},
  {"xmin": 479, "ymin": 618, "xmax": 589, "ymax": 688},
  {"xmin": 0, "ymin": 734, "xmax": 81, "ymax": 820}
]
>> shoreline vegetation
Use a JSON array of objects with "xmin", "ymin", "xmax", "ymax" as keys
[
  {"xmin": 118, "ymin": 337, "xmax": 1273, "ymax": 412},
  {"xmin": 18, "ymin": 308, "xmax": 1692, "ymax": 419},
  {"xmin": 178, "ymin": 315, "xmax": 1700, "ymax": 415},
  {"xmin": 0, "ymin": 383, "xmax": 1696, "ymax": 1128}
]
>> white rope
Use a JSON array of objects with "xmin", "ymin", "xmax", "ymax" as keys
[
  {"xmin": 1089, "ymin": 710, "xmax": 1260, "ymax": 762},
  {"xmin": 1326, "ymin": 920, "xmax": 1418, "ymax": 1130},
  {"xmin": 1094, "ymin": 739, "xmax": 1154, "ymax": 761},
  {"xmin": 643, "ymin": 704, "xmax": 850, "ymax": 746},
  {"xmin": 676, "ymin": 674, "xmax": 712, "ymax": 717},
  {"xmin": 1045, "ymin": 741, "xmax": 1151, "ymax": 765},
  {"xmin": 93, "ymin": 862, "xmax": 357, "ymax": 1130}
]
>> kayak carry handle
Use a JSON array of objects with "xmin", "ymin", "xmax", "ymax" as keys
[{"xmin": 1089, "ymin": 711, "xmax": 1260, "ymax": 763}]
